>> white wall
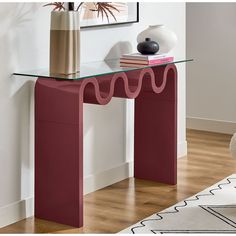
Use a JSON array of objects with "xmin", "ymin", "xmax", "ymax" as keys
[
  {"xmin": 0, "ymin": 2, "xmax": 186, "ymax": 227},
  {"xmin": 186, "ymin": 3, "xmax": 236, "ymax": 134}
]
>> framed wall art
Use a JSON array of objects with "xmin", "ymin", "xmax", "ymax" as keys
[{"xmin": 79, "ymin": 2, "xmax": 139, "ymax": 28}]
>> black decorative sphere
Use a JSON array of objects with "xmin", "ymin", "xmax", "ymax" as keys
[{"xmin": 137, "ymin": 38, "xmax": 159, "ymax": 55}]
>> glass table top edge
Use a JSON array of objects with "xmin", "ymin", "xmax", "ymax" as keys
[{"xmin": 13, "ymin": 58, "xmax": 193, "ymax": 81}]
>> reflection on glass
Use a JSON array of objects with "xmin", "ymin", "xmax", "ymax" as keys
[{"xmin": 14, "ymin": 58, "xmax": 193, "ymax": 81}]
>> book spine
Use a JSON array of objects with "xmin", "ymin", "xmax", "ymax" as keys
[
  {"xmin": 122, "ymin": 54, "xmax": 166, "ymax": 60},
  {"xmin": 120, "ymin": 59, "xmax": 149, "ymax": 65},
  {"xmin": 148, "ymin": 57, "xmax": 174, "ymax": 64},
  {"xmin": 120, "ymin": 57, "xmax": 174, "ymax": 65},
  {"xmin": 120, "ymin": 63, "xmax": 146, "ymax": 68}
]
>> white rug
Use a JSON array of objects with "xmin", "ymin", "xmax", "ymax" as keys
[{"xmin": 120, "ymin": 174, "xmax": 236, "ymax": 234}]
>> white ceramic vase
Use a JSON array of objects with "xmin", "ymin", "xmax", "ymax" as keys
[
  {"xmin": 137, "ymin": 25, "xmax": 177, "ymax": 54},
  {"xmin": 50, "ymin": 11, "xmax": 80, "ymax": 75}
]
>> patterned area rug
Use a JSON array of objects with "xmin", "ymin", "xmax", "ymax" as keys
[{"xmin": 120, "ymin": 175, "xmax": 236, "ymax": 234}]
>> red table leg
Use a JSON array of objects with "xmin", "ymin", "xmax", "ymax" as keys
[
  {"xmin": 134, "ymin": 66, "xmax": 177, "ymax": 184},
  {"xmin": 35, "ymin": 80, "xmax": 83, "ymax": 227},
  {"xmin": 34, "ymin": 64, "xmax": 177, "ymax": 228}
]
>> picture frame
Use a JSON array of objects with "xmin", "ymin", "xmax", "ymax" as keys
[{"xmin": 79, "ymin": 2, "xmax": 139, "ymax": 28}]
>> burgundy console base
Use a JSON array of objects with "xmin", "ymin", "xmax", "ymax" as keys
[{"xmin": 35, "ymin": 64, "xmax": 177, "ymax": 227}]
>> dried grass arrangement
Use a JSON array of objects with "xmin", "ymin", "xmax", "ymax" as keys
[{"xmin": 44, "ymin": 2, "xmax": 119, "ymax": 22}]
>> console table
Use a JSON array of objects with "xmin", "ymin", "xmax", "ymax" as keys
[{"xmin": 14, "ymin": 59, "xmax": 191, "ymax": 228}]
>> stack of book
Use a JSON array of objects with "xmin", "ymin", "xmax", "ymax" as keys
[{"xmin": 120, "ymin": 53, "xmax": 174, "ymax": 68}]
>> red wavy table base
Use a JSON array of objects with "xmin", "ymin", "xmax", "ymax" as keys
[{"xmin": 35, "ymin": 64, "xmax": 177, "ymax": 228}]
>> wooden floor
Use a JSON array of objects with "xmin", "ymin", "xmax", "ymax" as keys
[{"xmin": 1, "ymin": 129, "xmax": 235, "ymax": 233}]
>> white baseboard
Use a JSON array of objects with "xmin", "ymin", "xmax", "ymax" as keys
[
  {"xmin": 178, "ymin": 140, "xmax": 187, "ymax": 158},
  {"xmin": 0, "ymin": 197, "xmax": 34, "ymax": 228},
  {"xmin": 187, "ymin": 117, "xmax": 236, "ymax": 135},
  {"xmin": 84, "ymin": 161, "xmax": 133, "ymax": 194}
]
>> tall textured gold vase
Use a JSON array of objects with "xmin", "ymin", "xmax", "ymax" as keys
[{"xmin": 50, "ymin": 11, "xmax": 80, "ymax": 75}]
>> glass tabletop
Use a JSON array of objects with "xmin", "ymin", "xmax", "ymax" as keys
[{"xmin": 13, "ymin": 58, "xmax": 193, "ymax": 80}]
